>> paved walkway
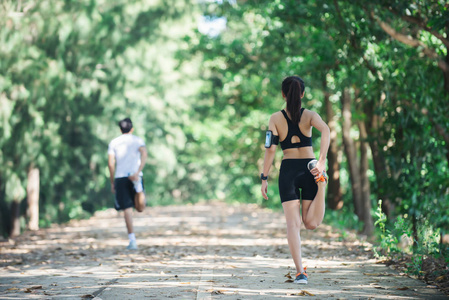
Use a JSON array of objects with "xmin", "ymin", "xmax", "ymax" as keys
[{"xmin": 0, "ymin": 202, "xmax": 447, "ymax": 299}]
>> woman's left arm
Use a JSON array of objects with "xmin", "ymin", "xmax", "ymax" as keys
[
  {"xmin": 310, "ymin": 112, "xmax": 330, "ymax": 174},
  {"xmin": 261, "ymin": 115, "xmax": 278, "ymax": 200}
]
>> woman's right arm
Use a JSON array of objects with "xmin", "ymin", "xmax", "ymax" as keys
[
  {"xmin": 310, "ymin": 111, "xmax": 330, "ymax": 176},
  {"xmin": 261, "ymin": 115, "xmax": 278, "ymax": 200}
]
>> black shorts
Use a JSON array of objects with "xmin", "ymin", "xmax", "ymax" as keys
[
  {"xmin": 114, "ymin": 177, "xmax": 144, "ymax": 211},
  {"xmin": 278, "ymin": 159, "xmax": 318, "ymax": 202}
]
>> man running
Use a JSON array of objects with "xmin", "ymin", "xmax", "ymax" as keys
[{"xmin": 108, "ymin": 118, "xmax": 147, "ymax": 250}]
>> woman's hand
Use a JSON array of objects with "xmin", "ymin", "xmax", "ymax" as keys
[
  {"xmin": 261, "ymin": 180, "xmax": 269, "ymax": 200},
  {"xmin": 311, "ymin": 160, "xmax": 326, "ymax": 180}
]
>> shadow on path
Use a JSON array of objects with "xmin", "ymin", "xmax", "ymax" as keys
[{"xmin": 1, "ymin": 202, "xmax": 447, "ymax": 299}]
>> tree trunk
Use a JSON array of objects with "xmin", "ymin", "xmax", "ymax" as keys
[
  {"xmin": 9, "ymin": 199, "xmax": 21, "ymax": 237},
  {"xmin": 364, "ymin": 93, "xmax": 394, "ymax": 217},
  {"xmin": 341, "ymin": 88, "xmax": 363, "ymax": 219},
  {"xmin": 0, "ymin": 177, "xmax": 9, "ymax": 238},
  {"xmin": 324, "ymin": 86, "xmax": 343, "ymax": 210},
  {"xmin": 358, "ymin": 121, "xmax": 374, "ymax": 235},
  {"xmin": 444, "ymin": 25, "xmax": 449, "ymax": 94},
  {"xmin": 27, "ymin": 166, "xmax": 39, "ymax": 231}
]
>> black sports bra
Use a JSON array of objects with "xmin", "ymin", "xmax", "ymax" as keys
[{"xmin": 280, "ymin": 109, "xmax": 312, "ymax": 150}]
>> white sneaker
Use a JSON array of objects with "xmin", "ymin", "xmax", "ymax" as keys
[
  {"xmin": 126, "ymin": 240, "xmax": 138, "ymax": 250},
  {"xmin": 307, "ymin": 159, "xmax": 318, "ymax": 171},
  {"xmin": 307, "ymin": 159, "xmax": 328, "ymax": 184},
  {"xmin": 129, "ymin": 174, "xmax": 143, "ymax": 193}
]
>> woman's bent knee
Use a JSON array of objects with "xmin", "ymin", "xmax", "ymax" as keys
[{"xmin": 304, "ymin": 222, "xmax": 318, "ymax": 230}]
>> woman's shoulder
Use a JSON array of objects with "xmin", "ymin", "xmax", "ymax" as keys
[
  {"xmin": 302, "ymin": 108, "xmax": 319, "ymax": 117},
  {"xmin": 270, "ymin": 110, "xmax": 285, "ymax": 121}
]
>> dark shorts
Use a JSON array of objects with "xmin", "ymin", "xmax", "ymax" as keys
[
  {"xmin": 114, "ymin": 177, "xmax": 144, "ymax": 211},
  {"xmin": 279, "ymin": 159, "xmax": 318, "ymax": 202}
]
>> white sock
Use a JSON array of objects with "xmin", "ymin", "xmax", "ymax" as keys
[{"xmin": 128, "ymin": 233, "xmax": 136, "ymax": 242}]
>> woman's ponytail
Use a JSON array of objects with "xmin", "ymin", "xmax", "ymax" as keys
[{"xmin": 282, "ymin": 76, "xmax": 305, "ymax": 124}]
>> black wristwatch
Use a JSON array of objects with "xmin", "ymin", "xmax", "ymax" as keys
[{"xmin": 260, "ymin": 173, "xmax": 268, "ymax": 180}]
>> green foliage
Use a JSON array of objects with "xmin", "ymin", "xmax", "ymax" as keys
[
  {"xmin": 323, "ymin": 203, "xmax": 364, "ymax": 236},
  {"xmin": 374, "ymin": 200, "xmax": 448, "ymax": 276},
  {"xmin": 374, "ymin": 200, "xmax": 405, "ymax": 258},
  {"xmin": 0, "ymin": 0, "xmax": 448, "ymax": 262},
  {"xmin": 0, "ymin": 0, "xmax": 206, "ymax": 235}
]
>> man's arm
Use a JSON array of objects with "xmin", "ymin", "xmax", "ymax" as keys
[
  {"xmin": 137, "ymin": 146, "xmax": 147, "ymax": 174},
  {"xmin": 129, "ymin": 146, "xmax": 147, "ymax": 181},
  {"xmin": 108, "ymin": 154, "xmax": 116, "ymax": 193}
]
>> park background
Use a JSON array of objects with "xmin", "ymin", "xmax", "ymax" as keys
[{"xmin": 0, "ymin": 0, "xmax": 448, "ymax": 281}]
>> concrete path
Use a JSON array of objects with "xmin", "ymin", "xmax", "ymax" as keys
[{"xmin": 0, "ymin": 202, "xmax": 447, "ymax": 299}]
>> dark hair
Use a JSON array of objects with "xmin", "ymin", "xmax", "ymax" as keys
[
  {"xmin": 282, "ymin": 76, "xmax": 305, "ymax": 124},
  {"xmin": 118, "ymin": 117, "xmax": 133, "ymax": 133}
]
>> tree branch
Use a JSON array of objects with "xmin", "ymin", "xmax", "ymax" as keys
[
  {"xmin": 333, "ymin": 0, "xmax": 345, "ymax": 29},
  {"xmin": 421, "ymin": 108, "xmax": 449, "ymax": 146},
  {"xmin": 387, "ymin": 7, "xmax": 449, "ymax": 48},
  {"xmin": 371, "ymin": 11, "xmax": 449, "ymax": 73}
]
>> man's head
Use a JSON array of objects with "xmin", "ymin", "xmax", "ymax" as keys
[{"xmin": 118, "ymin": 118, "xmax": 133, "ymax": 133}]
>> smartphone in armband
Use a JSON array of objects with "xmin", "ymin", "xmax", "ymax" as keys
[{"xmin": 265, "ymin": 130, "xmax": 273, "ymax": 148}]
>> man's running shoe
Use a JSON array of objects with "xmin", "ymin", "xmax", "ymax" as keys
[
  {"xmin": 307, "ymin": 159, "xmax": 328, "ymax": 184},
  {"xmin": 133, "ymin": 178, "xmax": 143, "ymax": 193},
  {"xmin": 129, "ymin": 174, "xmax": 143, "ymax": 193},
  {"xmin": 294, "ymin": 268, "xmax": 308, "ymax": 284},
  {"xmin": 126, "ymin": 240, "xmax": 138, "ymax": 250}
]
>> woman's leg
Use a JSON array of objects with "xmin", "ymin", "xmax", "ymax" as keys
[
  {"xmin": 282, "ymin": 200, "xmax": 305, "ymax": 274},
  {"xmin": 302, "ymin": 181, "xmax": 327, "ymax": 230}
]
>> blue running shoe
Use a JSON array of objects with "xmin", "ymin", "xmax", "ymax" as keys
[{"xmin": 294, "ymin": 268, "xmax": 308, "ymax": 284}]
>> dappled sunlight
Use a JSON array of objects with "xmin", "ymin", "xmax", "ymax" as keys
[{"xmin": 1, "ymin": 202, "xmax": 446, "ymax": 299}]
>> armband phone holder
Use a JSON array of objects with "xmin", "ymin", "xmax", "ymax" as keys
[{"xmin": 264, "ymin": 130, "xmax": 279, "ymax": 148}]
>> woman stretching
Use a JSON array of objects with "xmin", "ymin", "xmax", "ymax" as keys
[{"xmin": 261, "ymin": 76, "xmax": 330, "ymax": 284}]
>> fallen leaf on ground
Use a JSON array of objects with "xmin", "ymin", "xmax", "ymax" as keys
[
  {"xmin": 287, "ymin": 290, "xmax": 315, "ymax": 296},
  {"xmin": 317, "ymin": 270, "xmax": 331, "ymax": 273},
  {"xmin": 363, "ymin": 273, "xmax": 390, "ymax": 276},
  {"xmin": 212, "ymin": 290, "xmax": 225, "ymax": 294},
  {"xmin": 24, "ymin": 286, "xmax": 43, "ymax": 293},
  {"xmin": 396, "ymin": 287, "xmax": 409, "ymax": 290},
  {"xmin": 303, "ymin": 290, "xmax": 315, "ymax": 296}
]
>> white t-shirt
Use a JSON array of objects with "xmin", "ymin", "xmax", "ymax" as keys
[{"xmin": 108, "ymin": 134, "xmax": 146, "ymax": 178}]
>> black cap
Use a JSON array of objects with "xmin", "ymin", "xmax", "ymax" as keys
[{"xmin": 118, "ymin": 118, "xmax": 133, "ymax": 133}]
